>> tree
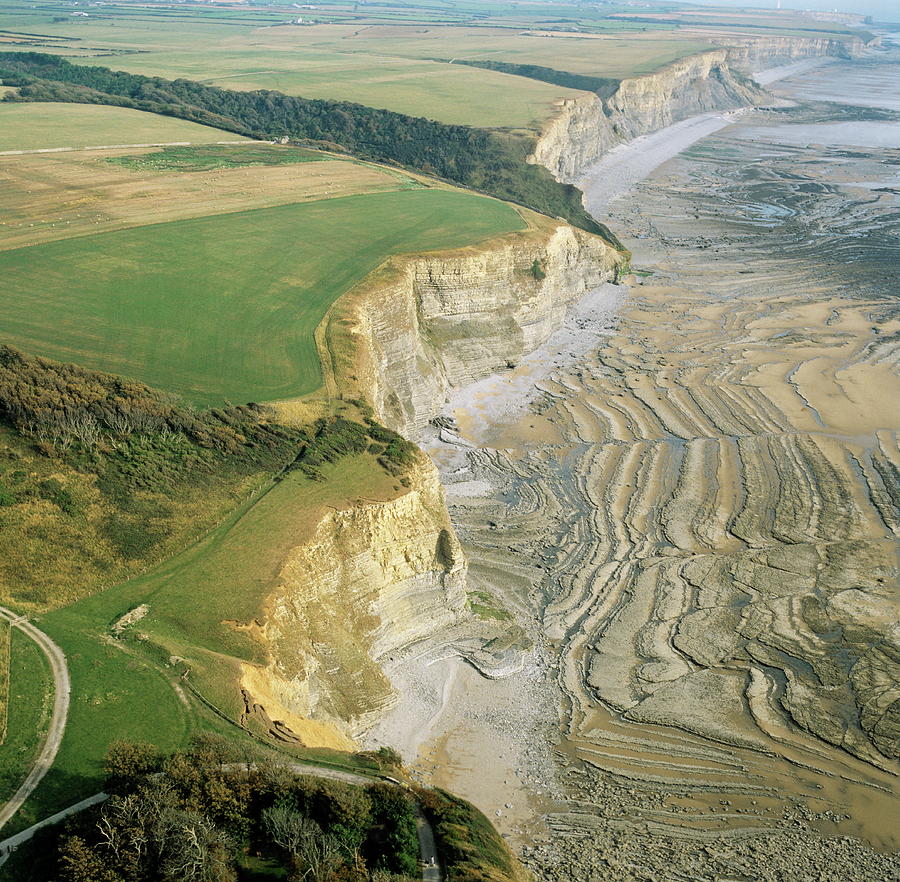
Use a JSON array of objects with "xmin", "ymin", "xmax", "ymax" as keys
[
  {"xmin": 159, "ymin": 809, "xmax": 235, "ymax": 882},
  {"xmin": 57, "ymin": 835, "xmax": 124, "ymax": 882},
  {"xmin": 262, "ymin": 805, "xmax": 341, "ymax": 882},
  {"xmin": 104, "ymin": 741, "xmax": 160, "ymax": 793}
]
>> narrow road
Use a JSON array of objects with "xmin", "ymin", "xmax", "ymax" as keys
[
  {"xmin": 416, "ymin": 805, "xmax": 442, "ymax": 882},
  {"xmin": 0, "ymin": 759, "xmax": 444, "ymax": 880},
  {"xmin": 0, "ymin": 607, "xmax": 70, "ymax": 832},
  {"xmin": 0, "ymin": 793, "xmax": 107, "ymax": 864}
]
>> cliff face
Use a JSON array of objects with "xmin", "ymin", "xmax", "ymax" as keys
[
  {"xmin": 531, "ymin": 37, "xmax": 865, "ymax": 181},
  {"xmin": 245, "ymin": 459, "xmax": 468, "ymax": 742},
  {"xmin": 238, "ymin": 219, "xmax": 621, "ymax": 744},
  {"xmin": 323, "ymin": 220, "xmax": 623, "ymax": 438},
  {"xmin": 725, "ymin": 34, "xmax": 866, "ymax": 72}
]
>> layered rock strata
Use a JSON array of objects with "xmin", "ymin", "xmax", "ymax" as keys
[
  {"xmin": 432, "ymin": 106, "xmax": 900, "ymax": 874},
  {"xmin": 530, "ymin": 36, "xmax": 865, "ymax": 181},
  {"xmin": 246, "ymin": 219, "xmax": 622, "ymax": 741},
  {"xmin": 321, "ymin": 219, "xmax": 624, "ymax": 439},
  {"xmin": 247, "ymin": 459, "xmax": 468, "ymax": 741}
]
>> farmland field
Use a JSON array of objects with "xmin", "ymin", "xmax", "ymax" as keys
[
  {"xmin": 0, "ymin": 3, "xmax": 859, "ymax": 134},
  {"xmin": 0, "ymin": 19, "xmax": 712, "ymax": 131},
  {"xmin": 0, "ymin": 188, "xmax": 525, "ymax": 404},
  {"xmin": 0, "ymin": 102, "xmax": 250, "ymax": 151},
  {"xmin": 0, "ymin": 145, "xmax": 412, "ymax": 250}
]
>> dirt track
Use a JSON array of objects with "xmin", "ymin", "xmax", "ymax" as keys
[{"xmin": 0, "ymin": 606, "xmax": 70, "ymax": 832}]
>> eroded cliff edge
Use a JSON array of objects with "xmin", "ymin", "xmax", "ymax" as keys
[
  {"xmin": 531, "ymin": 36, "xmax": 866, "ymax": 181},
  {"xmin": 320, "ymin": 215, "xmax": 624, "ymax": 438},
  {"xmin": 241, "ymin": 457, "xmax": 467, "ymax": 744},
  {"xmin": 240, "ymin": 215, "xmax": 624, "ymax": 743}
]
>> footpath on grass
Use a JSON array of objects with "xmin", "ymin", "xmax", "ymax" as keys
[{"xmin": 0, "ymin": 606, "xmax": 69, "ymax": 834}]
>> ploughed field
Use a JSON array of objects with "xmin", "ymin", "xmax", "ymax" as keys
[{"xmin": 0, "ymin": 142, "xmax": 523, "ymax": 404}]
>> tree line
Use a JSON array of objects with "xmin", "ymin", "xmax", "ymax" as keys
[
  {"xmin": 0, "ymin": 345, "xmax": 419, "ymax": 482},
  {"xmin": 17, "ymin": 737, "xmax": 421, "ymax": 882},
  {"xmin": 0, "ymin": 51, "xmax": 621, "ymax": 247},
  {"xmin": 0, "ymin": 344, "xmax": 300, "ymax": 458},
  {"xmin": 443, "ymin": 59, "xmax": 622, "ymax": 102}
]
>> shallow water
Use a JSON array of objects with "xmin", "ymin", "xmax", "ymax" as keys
[
  {"xmin": 772, "ymin": 57, "xmax": 900, "ymax": 112},
  {"xmin": 733, "ymin": 120, "xmax": 900, "ymax": 148}
]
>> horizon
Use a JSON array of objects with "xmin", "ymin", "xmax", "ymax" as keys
[{"xmin": 677, "ymin": 0, "xmax": 900, "ymax": 23}]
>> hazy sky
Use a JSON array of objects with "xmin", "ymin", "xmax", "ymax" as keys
[{"xmin": 680, "ymin": 0, "xmax": 900, "ymax": 23}]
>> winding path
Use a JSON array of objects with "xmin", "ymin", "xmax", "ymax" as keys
[{"xmin": 0, "ymin": 607, "xmax": 69, "ymax": 832}]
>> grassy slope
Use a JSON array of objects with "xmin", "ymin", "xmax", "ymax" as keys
[
  {"xmin": 12, "ymin": 450, "xmax": 398, "ymax": 831},
  {"xmin": 0, "ymin": 101, "xmax": 248, "ymax": 151},
  {"xmin": 0, "ymin": 189, "xmax": 524, "ymax": 405},
  {"xmin": 0, "ymin": 424, "xmax": 276, "ymax": 611}
]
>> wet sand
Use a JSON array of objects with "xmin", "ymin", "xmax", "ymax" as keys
[{"xmin": 371, "ymin": 53, "xmax": 900, "ymax": 880}]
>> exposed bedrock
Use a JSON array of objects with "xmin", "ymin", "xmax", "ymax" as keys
[
  {"xmin": 246, "ymin": 459, "xmax": 468, "ymax": 743},
  {"xmin": 245, "ymin": 220, "xmax": 622, "ymax": 742},
  {"xmin": 323, "ymin": 221, "xmax": 624, "ymax": 439},
  {"xmin": 530, "ymin": 37, "xmax": 865, "ymax": 181}
]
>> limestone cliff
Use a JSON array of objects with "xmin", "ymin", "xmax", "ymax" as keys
[
  {"xmin": 238, "ymin": 217, "xmax": 621, "ymax": 743},
  {"xmin": 243, "ymin": 458, "xmax": 467, "ymax": 742},
  {"xmin": 530, "ymin": 37, "xmax": 865, "ymax": 181},
  {"xmin": 321, "ymin": 217, "xmax": 623, "ymax": 438},
  {"xmin": 725, "ymin": 34, "xmax": 867, "ymax": 72}
]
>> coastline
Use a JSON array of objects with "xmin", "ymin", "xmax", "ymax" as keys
[{"xmin": 373, "ymin": 48, "xmax": 900, "ymax": 879}]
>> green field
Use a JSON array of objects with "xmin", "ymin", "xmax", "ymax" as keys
[
  {"xmin": 0, "ymin": 102, "xmax": 249, "ymax": 151},
  {"xmin": 0, "ymin": 188, "xmax": 524, "ymax": 404},
  {"xmin": 105, "ymin": 142, "xmax": 325, "ymax": 172}
]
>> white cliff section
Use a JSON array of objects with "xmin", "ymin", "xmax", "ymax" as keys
[
  {"xmin": 530, "ymin": 50, "xmax": 759, "ymax": 181},
  {"xmin": 257, "ymin": 460, "xmax": 468, "ymax": 738}
]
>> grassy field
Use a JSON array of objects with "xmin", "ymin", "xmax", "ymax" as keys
[
  {"xmin": 0, "ymin": 102, "xmax": 249, "ymax": 151},
  {"xmin": 295, "ymin": 25, "xmax": 715, "ymax": 78},
  {"xmin": 0, "ymin": 188, "xmax": 524, "ymax": 404},
  {"xmin": 0, "ymin": 628, "xmax": 52, "ymax": 811},
  {"xmin": 0, "ymin": 145, "xmax": 413, "ymax": 251},
  {"xmin": 105, "ymin": 142, "xmax": 325, "ymax": 172}
]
